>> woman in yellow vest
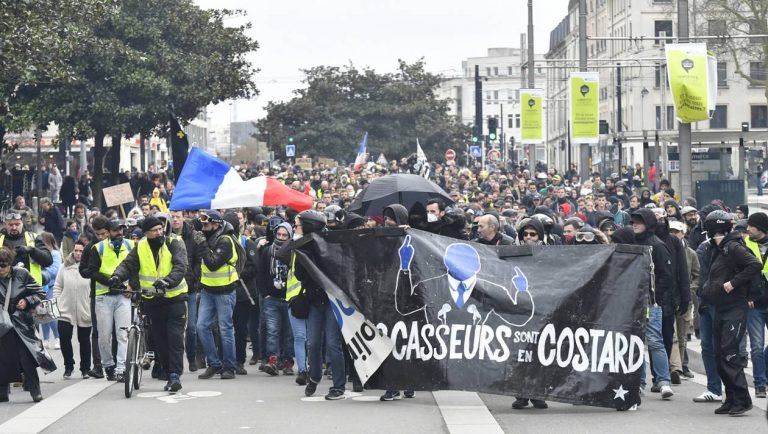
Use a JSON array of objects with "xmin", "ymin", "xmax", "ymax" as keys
[{"xmin": 110, "ymin": 216, "xmax": 188, "ymax": 392}]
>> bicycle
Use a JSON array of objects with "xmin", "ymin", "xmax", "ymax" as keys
[{"xmin": 113, "ymin": 286, "xmax": 157, "ymax": 398}]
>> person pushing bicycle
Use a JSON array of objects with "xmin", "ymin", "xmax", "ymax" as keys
[{"xmin": 110, "ymin": 215, "xmax": 189, "ymax": 392}]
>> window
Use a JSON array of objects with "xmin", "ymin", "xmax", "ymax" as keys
[
  {"xmin": 752, "ymin": 106, "xmax": 768, "ymax": 128},
  {"xmin": 717, "ymin": 62, "xmax": 727, "ymax": 87},
  {"xmin": 514, "ymin": 114, "xmax": 521, "ymax": 128},
  {"xmin": 493, "ymin": 67, "xmax": 498, "ymax": 76},
  {"xmin": 508, "ymin": 66, "xmax": 514, "ymax": 76},
  {"xmin": 486, "ymin": 67, "xmax": 491, "ymax": 77},
  {"xmin": 708, "ymin": 20, "xmax": 726, "ymax": 37},
  {"xmin": 654, "ymin": 20, "xmax": 673, "ymax": 44},
  {"xmin": 508, "ymin": 115, "xmax": 515, "ymax": 129},
  {"xmin": 493, "ymin": 90, "xmax": 499, "ymax": 103},
  {"xmin": 654, "ymin": 65, "xmax": 669, "ymax": 88},
  {"xmin": 710, "ymin": 105, "xmax": 727, "ymax": 129},
  {"xmin": 750, "ymin": 20, "xmax": 763, "ymax": 44},
  {"xmin": 656, "ymin": 105, "xmax": 675, "ymax": 130},
  {"xmin": 750, "ymin": 62, "xmax": 766, "ymax": 82}
]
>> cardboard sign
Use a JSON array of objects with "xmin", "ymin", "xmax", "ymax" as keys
[
  {"xmin": 296, "ymin": 157, "xmax": 313, "ymax": 171},
  {"xmin": 102, "ymin": 183, "xmax": 135, "ymax": 207}
]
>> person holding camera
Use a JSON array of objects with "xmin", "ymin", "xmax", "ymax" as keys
[
  {"xmin": 0, "ymin": 212, "xmax": 53, "ymax": 287},
  {"xmin": 111, "ymin": 216, "xmax": 189, "ymax": 392}
]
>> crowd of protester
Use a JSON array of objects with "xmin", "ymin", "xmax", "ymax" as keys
[{"xmin": 0, "ymin": 155, "xmax": 764, "ymax": 418}]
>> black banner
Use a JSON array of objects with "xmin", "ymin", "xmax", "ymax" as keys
[
  {"xmin": 300, "ymin": 228, "xmax": 650, "ymax": 409},
  {"xmin": 170, "ymin": 111, "xmax": 189, "ymax": 184}
]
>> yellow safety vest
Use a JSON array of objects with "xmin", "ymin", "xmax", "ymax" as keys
[
  {"xmin": 285, "ymin": 253, "xmax": 302, "ymax": 301},
  {"xmin": 200, "ymin": 235, "xmax": 239, "ymax": 287},
  {"xmin": 745, "ymin": 238, "xmax": 768, "ymax": 278},
  {"xmin": 95, "ymin": 239, "xmax": 132, "ymax": 295},
  {"xmin": 0, "ymin": 232, "xmax": 42, "ymax": 286},
  {"xmin": 137, "ymin": 238, "xmax": 188, "ymax": 299}
]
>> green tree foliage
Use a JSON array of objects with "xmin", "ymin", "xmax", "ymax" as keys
[
  {"xmin": 257, "ymin": 60, "xmax": 470, "ymax": 162},
  {"xmin": 24, "ymin": 0, "xmax": 258, "ymax": 206}
]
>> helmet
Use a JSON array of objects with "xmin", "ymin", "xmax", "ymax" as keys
[
  {"xmin": 615, "ymin": 181, "xmax": 627, "ymax": 188},
  {"xmin": 297, "ymin": 210, "xmax": 327, "ymax": 234},
  {"xmin": 704, "ymin": 210, "xmax": 733, "ymax": 235},
  {"xmin": 324, "ymin": 205, "xmax": 346, "ymax": 227},
  {"xmin": 530, "ymin": 213, "xmax": 554, "ymax": 228}
]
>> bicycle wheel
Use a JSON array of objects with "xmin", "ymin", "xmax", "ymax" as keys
[
  {"xmin": 134, "ymin": 330, "xmax": 145, "ymax": 390},
  {"xmin": 125, "ymin": 328, "xmax": 137, "ymax": 398}
]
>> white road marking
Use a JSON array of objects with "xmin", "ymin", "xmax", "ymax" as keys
[
  {"xmin": 0, "ymin": 380, "xmax": 114, "ymax": 434},
  {"xmin": 432, "ymin": 391, "xmax": 505, "ymax": 434}
]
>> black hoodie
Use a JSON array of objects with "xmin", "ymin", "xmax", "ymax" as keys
[
  {"xmin": 631, "ymin": 208, "xmax": 674, "ymax": 306},
  {"xmin": 383, "ymin": 204, "xmax": 409, "ymax": 226},
  {"xmin": 702, "ymin": 231, "xmax": 762, "ymax": 310},
  {"xmin": 518, "ymin": 218, "xmax": 545, "ymax": 245},
  {"xmin": 655, "ymin": 219, "xmax": 691, "ymax": 313}
]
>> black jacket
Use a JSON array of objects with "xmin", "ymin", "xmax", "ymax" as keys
[
  {"xmin": 422, "ymin": 217, "xmax": 468, "ymax": 240},
  {"xmin": 112, "ymin": 237, "xmax": 188, "ymax": 306},
  {"xmin": 473, "ymin": 232, "xmax": 515, "ymax": 246},
  {"xmin": 1, "ymin": 229, "xmax": 53, "ymax": 272},
  {"xmin": 235, "ymin": 235, "xmax": 259, "ymax": 304},
  {"xmin": 257, "ymin": 241, "xmax": 289, "ymax": 299},
  {"xmin": 173, "ymin": 221, "xmax": 202, "ymax": 293},
  {"xmin": 686, "ymin": 221, "xmax": 706, "ymax": 248},
  {"xmin": 81, "ymin": 237, "xmax": 132, "ymax": 292},
  {"xmin": 41, "ymin": 207, "xmax": 65, "ymax": 242},
  {"xmin": 632, "ymin": 209, "xmax": 674, "ymax": 307},
  {"xmin": 655, "ymin": 221, "xmax": 691, "ymax": 314},
  {"xmin": 276, "ymin": 235, "xmax": 326, "ymax": 305},
  {"xmin": 701, "ymin": 232, "xmax": 762, "ymax": 310}
]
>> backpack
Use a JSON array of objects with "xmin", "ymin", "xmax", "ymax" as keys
[{"xmin": 230, "ymin": 234, "xmax": 247, "ymax": 275}]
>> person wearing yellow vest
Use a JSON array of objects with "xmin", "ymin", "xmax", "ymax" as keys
[
  {"xmin": 743, "ymin": 212, "xmax": 768, "ymax": 398},
  {"xmin": 84, "ymin": 219, "xmax": 132, "ymax": 382},
  {"xmin": 111, "ymin": 215, "xmax": 189, "ymax": 393},
  {"xmin": 194, "ymin": 210, "xmax": 239, "ymax": 380},
  {"xmin": 0, "ymin": 212, "xmax": 53, "ymax": 287}
]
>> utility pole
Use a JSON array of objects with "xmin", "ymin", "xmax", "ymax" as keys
[
  {"xmin": 475, "ymin": 65, "xmax": 484, "ymax": 168},
  {"xmin": 678, "ymin": 0, "xmax": 693, "ymax": 200},
  {"xmin": 526, "ymin": 0, "xmax": 535, "ymax": 166},
  {"xmin": 578, "ymin": 0, "xmax": 589, "ymax": 180},
  {"xmin": 616, "ymin": 64, "xmax": 623, "ymax": 176},
  {"xmin": 35, "ymin": 128, "xmax": 42, "ymax": 201}
]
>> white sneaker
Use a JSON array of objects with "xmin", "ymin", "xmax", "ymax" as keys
[
  {"xmin": 693, "ymin": 391, "xmax": 722, "ymax": 403},
  {"xmin": 660, "ymin": 385, "xmax": 674, "ymax": 399},
  {"xmin": 43, "ymin": 339, "xmax": 51, "ymax": 349},
  {"xmin": 54, "ymin": 338, "xmax": 60, "ymax": 349}
]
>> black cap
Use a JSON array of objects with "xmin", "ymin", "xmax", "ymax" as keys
[
  {"xmin": 106, "ymin": 219, "xmax": 126, "ymax": 231},
  {"xmin": 141, "ymin": 216, "xmax": 163, "ymax": 232}
]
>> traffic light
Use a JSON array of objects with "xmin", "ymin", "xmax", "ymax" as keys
[
  {"xmin": 472, "ymin": 136, "xmax": 479, "ymax": 143},
  {"xmin": 488, "ymin": 117, "xmax": 498, "ymax": 141},
  {"xmin": 288, "ymin": 136, "xmax": 294, "ymax": 144}
]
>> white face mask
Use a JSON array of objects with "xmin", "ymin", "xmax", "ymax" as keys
[
  {"xmin": 427, "ymin": 213, "xmax": 439, "ymax": 223},
  {"xmin": 293, "ymin": 233, "xmax": 303, "ymax": 241}
]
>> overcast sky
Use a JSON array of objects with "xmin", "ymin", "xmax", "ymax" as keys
[{"xmin": 193, "ymin": 0, "xmax": 569, "ymax": 126}]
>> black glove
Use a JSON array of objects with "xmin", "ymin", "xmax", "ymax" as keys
[
  {"xmin": 107, "ymin": 276, "xmax": 122, "ymax": 288},
  {"xmin": 153, "ymin": 279, "xmax": 169, "ymax": 291},
  {"xmin": 698, "ymin": 302, "xmax": 708, "ymax": 315},
  {"xmin": 14, "ymin": 245, "xmax": 31, "ymax": 255},
  {"xmin": 193, "ymin": 232, "xmax": 207, "ymax": 246},
  {"xmin": 677, "ymin": 300, "xmax": 690, "ymax": 316}
]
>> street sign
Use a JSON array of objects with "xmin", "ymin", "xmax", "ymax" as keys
[
  {"xmin": 487, "ymin": 149, "xmax": 501, "ymax": 162},
  {"xmin": 469, "ymin": 146, "xmax": 482, "ymax": 158},
  {"xmin": 285, "ymin": 145, "xmax": 295, "ymax": 157},
  {"xmin": 445, "ymin": 149, "xmax": 456, "ymax": 161}
]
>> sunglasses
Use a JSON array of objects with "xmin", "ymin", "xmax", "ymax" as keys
[
  {"xmin": 523, "ymin": 231, "xmax": 538, "ymax": 238},
  {"xmin": 0, "ymin": 263, "xmax": 9, "ymax": 268},
  {"xmin": 575, "ymin": 232, "xmax": 596, "ymax": 242}
]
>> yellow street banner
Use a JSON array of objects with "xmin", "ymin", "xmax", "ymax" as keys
[
  {"xmin": 665, "ymin": 43, "xmax": 717, "ymax": 123},
  {"xmin": 569, "ymin": 72, "xmax": 599, "ymax": 144},
  {"xmin": 520, "ymin": 88, "xmax": 543, "ymax": 144}
]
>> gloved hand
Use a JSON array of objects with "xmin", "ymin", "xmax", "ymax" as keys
[
  {"xmin": 107, "ymin": 276, "xmax": 122, "ymax": 288},
  {"xmin": 153, "ymin": 279, "xmax": 169, "ymax": 291},
  {"xmin": 14, "ymin": 245, "xmax": 31, "ymax": 255},
  {"xmin": 193, "ymin": 231, "xmax": 207, "ymax": 246},
  {"xmin": 677, "ymin": 300, "xmax": 690, "ymax": 316}
]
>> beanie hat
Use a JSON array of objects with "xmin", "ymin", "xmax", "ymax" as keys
[
  {"xmin": 747, "ymin": 212, "xmax": 768, "ymax": 234},
  {"xmin": 142, "ymin": 216, "xmax": 162, "ymax": 232},
  {"xmin": 736, "ymin": 204, "xmax": 749, "ymax": 216}
]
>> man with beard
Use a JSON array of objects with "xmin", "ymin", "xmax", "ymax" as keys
[
  {"xmin": 0, "ymin": 212, "xmax": 53, "ymax": 287},
  {"xmin": 681, "ymin": 206, "xmax": 705, "ymax": 248}
]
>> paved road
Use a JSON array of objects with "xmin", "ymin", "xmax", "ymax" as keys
[{"xmin": 0, "ymin": 337, "xmax": 765, "ymax": 434}]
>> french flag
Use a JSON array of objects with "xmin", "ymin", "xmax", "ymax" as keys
[
  {"xmin": 169, "ymin": 148, "xmax": 313, "ymax": 211},
  {"xmin": 353, "ymin": 132, "xmax": 368, "ymax": 170}
]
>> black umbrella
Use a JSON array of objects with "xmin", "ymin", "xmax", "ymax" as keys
[{"xmin": 348, "ymin": 174, "xmax": 454, "ymax": 216}]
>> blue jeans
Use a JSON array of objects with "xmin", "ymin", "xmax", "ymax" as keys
[
  {"xmin": 641, "ymin": 304, "xmax": 671, "ymax": 387},
  {"xmin": 263, "ymin": 297, "xmax": 294, "ymax": 361},
  {"xmin": 699, "ymin": 303, "xmax": 723, "ymax": 395},
  {"xmin": 307, "ymin": 303, "xmax": 345, "ymax": 391},
  {"xmin": 746, "ymin": 308, "xmax": 768, "ymax": 389},
  {"xmin": 289, "ymin": 310, "xmax": 307, "ymax": 373},
  {"xmin": 185, "ymin": 291, "xmax": 199, "ymax": 363},
  {"xmin": 197, "ymin": 290, "xmax": 237, "ymax": 369}
]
